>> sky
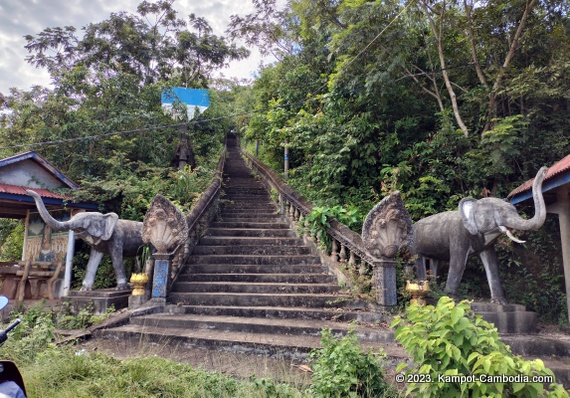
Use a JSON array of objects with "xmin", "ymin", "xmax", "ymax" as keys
[{"xmin": 0, "ymin": 0, "xmax": 267, "ymax": 95}]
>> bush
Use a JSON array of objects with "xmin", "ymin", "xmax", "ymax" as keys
[
  {"xmin": 2, "ymin": 301, "xmax": 55, "ymax": 364},
  {"xmin": 55, "ymin": 301, "xmax": 115, "ymax": 330},
  {"xmin": 392, "ymin": 297, "xmax": 569, "ymax": 397},
  {"xmin": 309, "ymin": 329, "xmax": 395, "ymax": 398}
]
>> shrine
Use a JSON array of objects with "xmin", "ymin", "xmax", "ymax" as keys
[{"xmin": 0, "ymin": 151, "xmax": 97, "ymax": 300}]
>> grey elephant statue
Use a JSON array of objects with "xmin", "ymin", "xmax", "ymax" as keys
[
  {"xmin": 412, "ymin": 166, "xmax": 548, "ymax": 304},
  {"xmin": 27, "ymin": 190, "xmax": 144, "ymax": 291}
]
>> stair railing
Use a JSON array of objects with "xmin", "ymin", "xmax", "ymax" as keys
[
  {"xmin": 240, "ymin": 149, "xmax": 379, "ymax": 291},
  {"xmin": 173, "ymin": 141, "xmax": 227, "ymax": 284},
  {"xmin": 142, "ymin": 138, "xmax": 227, "ymax": 303}
]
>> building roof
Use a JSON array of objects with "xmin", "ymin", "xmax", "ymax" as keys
[
  {"xmin": 508, "ymin": 154, "xmax": 570, "ymax": 205},
  {"xmin": 0, "ymin": 151, "xmax": 97, "ymax": 218},
  {"xmin": 0, "ymin": 151, "xmax": 79, "ymax": 190}
]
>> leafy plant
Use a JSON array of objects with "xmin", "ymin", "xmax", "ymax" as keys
[
  {"xmin": 392, "ymin": 297, "xmax": 569, "ymax": 397},
  {"xmin": 3, "ymin": 301, "xmax": 56, "ymax": 364},
  {"xmin": 54, "ymin": 301, "xmax": 115, "ymax": 330},
  {"xmin": 304, "ymin": 205, "xmax": 363, "ymax": 250},
  {"xmin": 0, "ymin": 220, "xmax": 24, "ymax": 262},
  {"xmin": 309, "ymin": 329, "xmax": 395, "ymax": 398}
]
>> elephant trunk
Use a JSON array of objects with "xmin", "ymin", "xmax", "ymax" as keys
[
  {"xmin": 26, "ymin": 190, "xmax": 71, "ymax": 231},
  {"xmin": 505, "ymin": 166, "xmax": 548, "ymax": 231}
]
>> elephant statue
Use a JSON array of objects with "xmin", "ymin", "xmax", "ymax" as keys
[
  {"xmin": 27, "ymin": 190, "xmax": 144, "ymax": 291},
  {"xmin": 412, "ymin": 166, "xmax": 548, "ymax": 304}
]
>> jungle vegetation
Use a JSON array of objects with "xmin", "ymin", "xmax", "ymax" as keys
[
  {"xmin": 231, "ymin": 0, "xmax": 570, "ymax": 323},
  {"xmin": 0, "ymin": 0, "xmax": 569, "ymax": 322}
]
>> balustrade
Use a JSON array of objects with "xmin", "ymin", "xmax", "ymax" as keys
[{"xmin": 241, "ymin": 147, "xmax": 413, "ymax": 307}]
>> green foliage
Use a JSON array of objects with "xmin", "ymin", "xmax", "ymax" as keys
[
  {"xmin": 0, "ymin": 220, "xmax": 24, "ymax": 262},
  {"xmin": 304, "ymin": 206, "xmax": 334, "ymax": 248},
  {"xmin": 72, "ymin": 250, "xmax": 118, "ymax": 290},
  {"xmin": 497, "ymin": 217, "xmax": 568, "ymax": 324},
  {"xmin": 0, "ymin": 301, "xmax": 307, "ymax": 398},
  {"xmin": 304, "ymin": 205, "xmax": 362, "ymax": 251},
  {"xmin": 309, "ymin": 329, "xmax": 394, "ymax": 398},
  {"xmin": 249, "ymin": 376, "xmax": 309, "ymax": 398},
  {"xmin": 230, "ymin": 0, "xmax": 570, "ymax": 324},
  {"xmin": 2, "ymin": 300, "xmax": 116, "ymax": 365},
  {"xmin": 2, "ymin": 301, "xmax": 55, "ymax": 364},
  {"xmin": 392, "ymin": 297, "xmax": 569, "ymax": 397},
  {"xmin": 21, "ymin": 347, "xmax": 308, "ymax": 398},
  {"xmin": 54, "ymin": 301, "xmax": 115, "ymax": 330}
]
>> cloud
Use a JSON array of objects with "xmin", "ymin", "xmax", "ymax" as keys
[{"xmin": 0, "ymin": 0, "xmax": 262, "ymax": 94}]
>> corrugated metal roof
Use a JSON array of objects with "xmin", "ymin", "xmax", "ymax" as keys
[
  {"xmin": 508, "ymin": 154, "xmax": 570, "ymax": 201},
  {"xmin": 0, "ymin": 184, "xmax": 64, "ymax": 199}
]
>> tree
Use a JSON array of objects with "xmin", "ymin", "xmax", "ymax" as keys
[{"xmin": 25, "ymin": 0, "xmax": 249, "ymax": 88}]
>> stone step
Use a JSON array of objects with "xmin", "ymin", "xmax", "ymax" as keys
[
  {"xmin": 167, "ymin": 292, "xmax": 350, "ymax": 307},
  {"xmin": 223, "ymin": 194, "xmax": 272, "ymax": 199},
  {"xmin": 173, "ymin": 305, "xmax": 384, "ymax": 323},
  {"xmin": 220, "ymin": 205, "xmax": 275, "ymax": 211},
  {"xmin": 94, "ymin": 324, "xmax": 406, "ymax": 361},
  {"xmin": 186, "ymin": 254, "xmax": 321, "ymax": 265},
  {"xmin": 179, "ymin": 273, "xmax": 336, "ymax": 284},
  {"xmin": 219, "ymin": 212, "xmax": 280, "ymax": 219},
  {"xmin": 221, "ymin": 205, "xmax": 276, "ymax": 211},
  {"xmin": 129, "ymin": 314, "xmax": 392, "ymax": 343},
  {"xmin": 184, "ymin": 263, "xmax": 329, "ymax": 274},
  {"xmin": 224, "ymin": 189, "xmax": 268, "ymax": 195},
  {"xmin": 471, "ymin": 302, "xmax": 537, "ymax": 334},
  {"xmin": 210, "ymin": 221, "xmax": 290, "ymax": 229},
  {"xmin": 199, "ymin": 236, "xmax": 302, "ymax": 246},
  {"xmin": 192, "ymin": 245, "xmax": 312, "ymax": 256},
  {"xmin": 223, "ymin": 184, "xmax": 264, "ymax": 188},
  {"xmin": 500, "ymin": 334, "xmax": 570, "ymax": 388},
  {"xmin": 171, "ymin": 281, "xmax": 341, "ymax": 294},
  {"xmin": 221, "ymin": 208, "xmax": 277, "ymax": 214},
  {"xmin": 217, "ymin": 217, "xmax": 283, "ymax": 223},
  {"xmin": 204, "ymin": 228, "xmax": 296, "ymax": 238},
  {"xmin": 502, "ymin": 334, "xmax": 570, "ymax": 358}
]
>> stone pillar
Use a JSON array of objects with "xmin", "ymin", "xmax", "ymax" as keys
[
  {"xmin": 142, "ymin": 194, "xmax": 189, "ymax": 307},
  {"xmin": 151, "ymin": 253, "xmax": 174, "ymax": 300},
  {"xmin": 284, "ymin": 139, "xmax": 289, "ymax": 181},
  {"xmin": 549, "ymin": 186, "xmax": 570, "ymax": 322},
  {"xmin": 373, "ymin": 259, "xmax": 398, "ymax": 306},
  {"xmin": 362, "ymin": 192, "xmax": 413, "ymax": 307}
]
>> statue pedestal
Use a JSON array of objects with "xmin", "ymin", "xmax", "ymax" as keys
[
  {"xmin": 471, "ymin": 302, "xmax": 537, "ymax": 334},
  {"xmin": 128, "ymin": 291, "xmax": 151, "ymax": 309},
  {"xmin": 65, "ymin": 288, "xmax": 132, "ymax": 314}
]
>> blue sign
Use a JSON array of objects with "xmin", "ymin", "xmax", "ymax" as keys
[{"xmin": 161, "ymin": 88, "xmax": 210, "ymax": 120}]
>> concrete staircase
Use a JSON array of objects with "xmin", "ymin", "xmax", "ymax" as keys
[{"xmin": 98, "ymin": 136, "xmax": 399, "ymax": 361}]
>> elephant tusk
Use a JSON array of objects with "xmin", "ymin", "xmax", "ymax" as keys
[{"xmin": 499, "ymin": 226, "xmax": 526, "ymax": 244}]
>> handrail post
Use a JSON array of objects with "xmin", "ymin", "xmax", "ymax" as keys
[{"xmin": 284, "ymin": 140, "xmax": 289, "ymax": 181}]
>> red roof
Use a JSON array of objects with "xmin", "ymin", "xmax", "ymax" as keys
[
  {"xmin": 0, "ymin": 184, "xmax": 65, "ymax": 199},
  {"xmin": 508, "ymin": 154, "xmax": 570, "ymax": 198}
]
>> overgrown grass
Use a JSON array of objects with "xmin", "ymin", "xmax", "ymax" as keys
[
  {"xmin": 21, "ymin": 347, "xmax": 307, "ymax": 398},
  {"xmin": 1, "ymin": 302, "xmax": 309, "ymax": 397}
]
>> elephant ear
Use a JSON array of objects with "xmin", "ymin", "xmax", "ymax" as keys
[
  {"xmin": 87, "ymin": 213, "xmax": 119, "ymax": 241},
  {"xmin": 102, "ymin": 213, "xmax": 119, "ymax": 240},
  {"xmin": 459, "ymin": 198, "xmax": 479, "ymax": 235}
]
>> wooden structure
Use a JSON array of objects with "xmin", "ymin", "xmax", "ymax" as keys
[
  {"xmin": 509, "ymin": 154, "xmax": 570, "ymax": 321},
  {"xmin": 0, "ymin": 151, "xmax": 97, "ymax": 301}
]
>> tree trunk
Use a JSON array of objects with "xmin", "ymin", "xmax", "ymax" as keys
[{"xmin": 483, "ymin": 0, "xmax": 537, "ymax": 134}]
